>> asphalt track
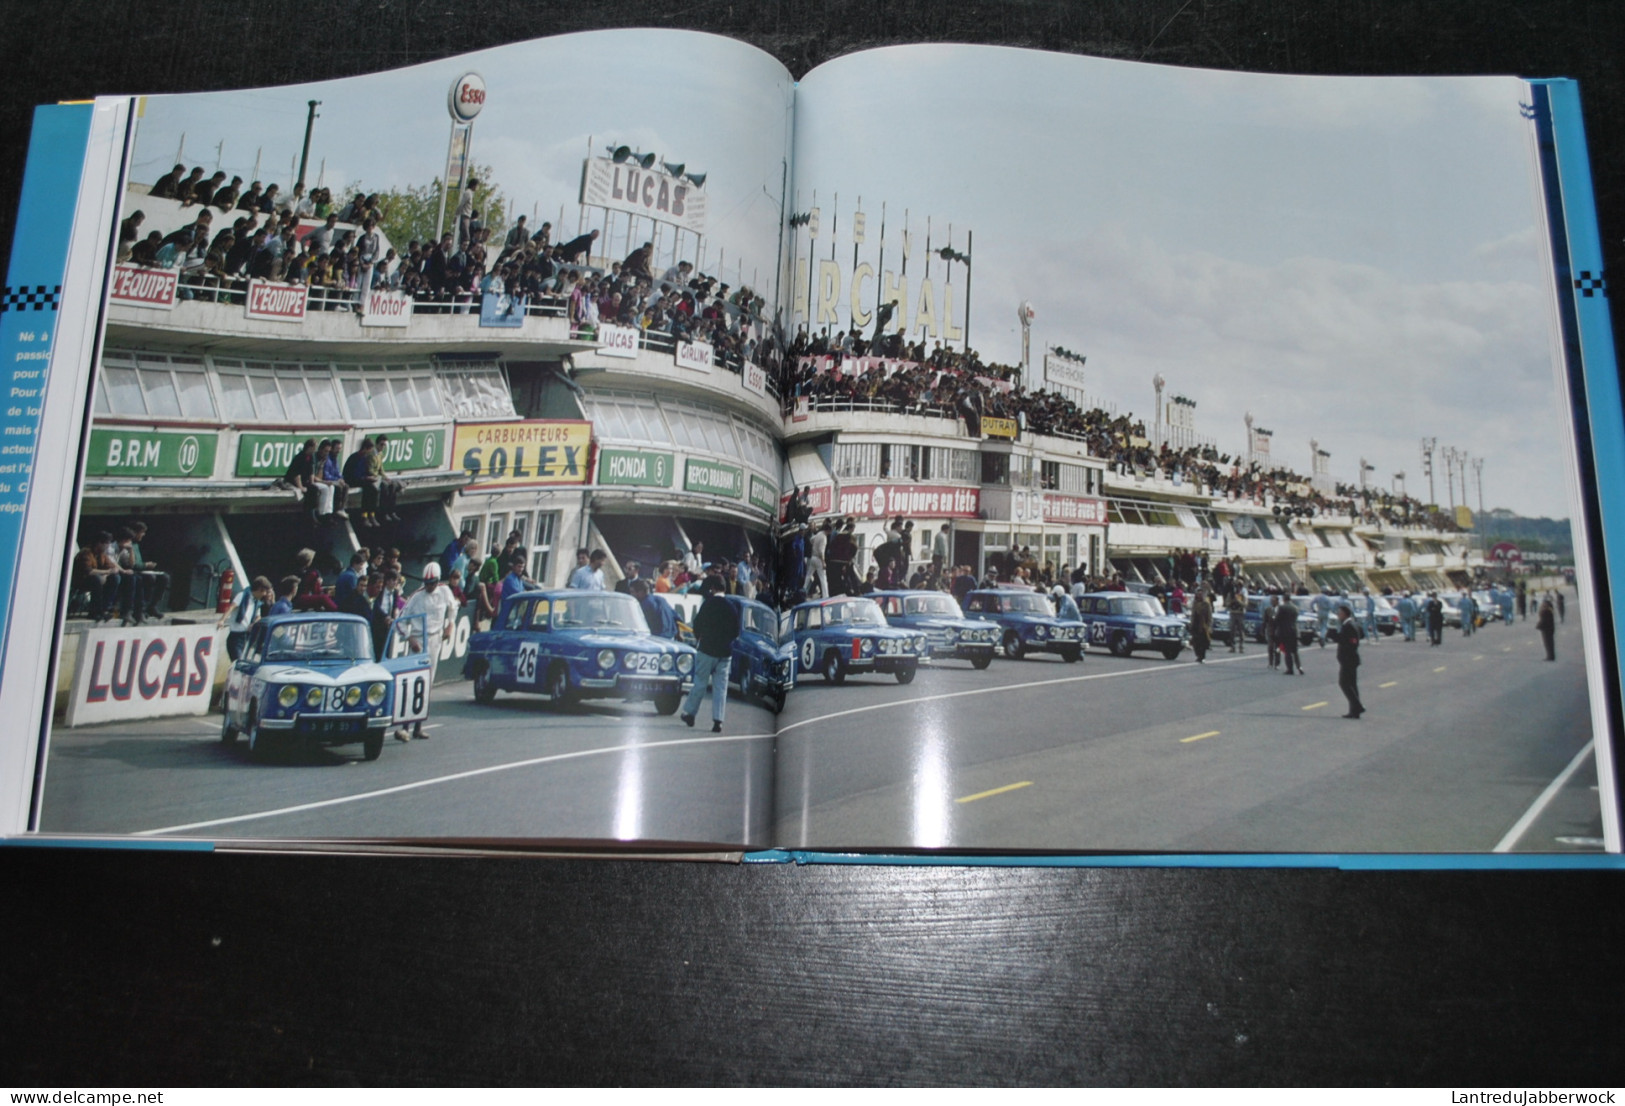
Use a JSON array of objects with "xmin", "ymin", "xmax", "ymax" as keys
[{"xmin": 35, "ymin": 613, "xmax": 1603, "ymax": 854}]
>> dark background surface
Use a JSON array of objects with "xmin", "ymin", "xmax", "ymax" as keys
[{"xmin": 2, "ymin": 0, "xmax": 1623, "ymax": 1085}]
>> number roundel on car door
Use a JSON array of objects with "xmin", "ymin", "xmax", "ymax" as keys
[
  {"xmin": 516, "ymin": 641, "xmax": 540, "ymax": 683},
  {"xmin": 800, "ymin": 637, "xmax": 817, "ymax": 670}
]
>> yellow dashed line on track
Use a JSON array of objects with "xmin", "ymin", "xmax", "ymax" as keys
[
  {"xmin": 1378, "ymin": 681, "xmax": 1398, "ymax": 688},
  {"xmin": 1302, "ymin": 701, "xmax": 1328, "ymax": 711},
  {"xmin": 1473, "ymin": 655, "xmax": 1484, "ymax": 661},
  {"xmin": 955, "ymin": 781, "xmax": 1033, "ymax": 804},
  {"xmin": 1434, "ymin": 666, "xmax": 1447, "ymax": 672},
  {"xmin": 1180, "ymin": 731, "xmax": 1221, "ymax": 744}
]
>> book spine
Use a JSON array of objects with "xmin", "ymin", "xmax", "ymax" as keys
[{"xmin": 1529, "ymin": 79, "xmax": 1623, "ymax": 850}]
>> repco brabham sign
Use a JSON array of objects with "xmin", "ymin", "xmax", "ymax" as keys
[
  {"xmin": 108, "ymin": 265, "xmax": 177, "ymax": 310},
  {"xmin": 65, "ymin": 623, "xmax": 222, "ymax": 726},
  {"xmin": 245, "ymin": 281, "xmax": 309, "ymax": 321}
]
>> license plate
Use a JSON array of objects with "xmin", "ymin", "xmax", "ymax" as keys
[
  {"xmin": 626, "ymin": 652, "xmax": 661, "ymax": 674},
  {"xmin": 309, "ymin": 718, "xmax": 361, "ymax": 736}
]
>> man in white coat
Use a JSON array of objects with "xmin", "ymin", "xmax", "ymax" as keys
[{"xmin": 395, "ymin": 562, "xmax": 457, "ymax": 741}]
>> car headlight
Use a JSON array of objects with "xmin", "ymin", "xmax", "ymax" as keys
[
  {"xmin": 367, "ymin": 682, "xmax": 386, "ymax": 706},
  {"xmin": 660, "ymin": 653, "xmax": 674, "ymax": 672},
  {"xmin": 946, "ymin": 629, "xmax": 959, "ymax": 643},
  {"xmin": 861, "ymin": 638, "xmax": 874, "ymax": 655},
  {"xmin": 915, "ymin": 636, "xmax": 927, "ymax": 653},
  {"xmin": 602, "ymin": 650, "xmax": 619, "ymax": 670},
  {"xmin": 305, "ymin": 686, "xmax": 323, "ymax": 708},
  {"xmin": 1034, "ymin": 625, "xmax": 1047, "ymax": 639},
  {"xmin": 278, "ymin": 685, "xmax": 299, "ymax": 709},
  {"xmin": 677, "ymin": 653, "xmax": 693, "ymax": 674},
  {"xmin": 345, "ymin": 686, "xmax": 362, "ymax": 707}
]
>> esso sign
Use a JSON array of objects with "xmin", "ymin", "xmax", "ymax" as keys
[{"xmin": 448, "ymin": 72, "xmax": 486, "ymax": 123}]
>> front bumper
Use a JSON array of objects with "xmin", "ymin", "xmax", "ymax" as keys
[{"xmin": 259, "ymin": 711, "xmax": 385, "ymax": 743}]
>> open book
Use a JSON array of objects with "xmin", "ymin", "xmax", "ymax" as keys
[{"xmin": 1, "ymin": 29, "xmax": 1619, "ymax": 861}]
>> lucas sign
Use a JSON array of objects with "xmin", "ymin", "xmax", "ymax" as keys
[
  {"xmin": 580, "ymin": 158, "xmax": 708, "ymax": 235},
  {"xmin": 65, "ymin": 624, "xmax": 222, "ymax": 726}
]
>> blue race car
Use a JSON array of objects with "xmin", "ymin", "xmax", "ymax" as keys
[
  {"xmin": 464, "ymin": 589, "xmax": 696, "ymax": 713},
  {"xmin": 788, "ymin": 596, "xmax": 928, "ymax": 685},
  {"xmin": 869, "ymin": 589, "xmax": 997, "ymax": 669},
  {"xmin": 1239, "ymin": 594, "xmax": 1319, "ymax": 645},
  {"xmin": 962, "ymin": 588, "xmax": 1086, "ymax": 662},
  {"xmin": 220, "ymin": 612, "xmax": 430, "ymax": 762},
  {"xmin": 725, "ymin": 594, "xmax": 797, "ymax": 711},
  {"xmin": 1076, "ymin": 591, "xmax": 1189, "ymax": 659}
]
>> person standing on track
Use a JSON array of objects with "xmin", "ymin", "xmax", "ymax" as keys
[
  {"xmin": 1189, "ymin": 587, "xmax": 1213, "ymax": 664},
  {"xmin": 1330, "ymin": 602, "xmax": 1364, "ymax": 719},
  {"xmin": 1537, "ymin": 597, "xmax": 1557, "ymax": 661},
  {"xmin": 680, "ymin": 575, "xmax": 740, "ymax": 734},
  {"xmin": 1275, "ymin": 593, "xmax": 1303, "ymax": 676},
  {"xmin": 1425, "ymin": 592, "xmax": 1445, "ymax": 646}
]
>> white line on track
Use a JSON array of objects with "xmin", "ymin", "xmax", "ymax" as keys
[
  {"xmin": 136, "ymin": 731, "xmax": 776, "ymax": 837},
  {"xmin": 1494, "ymin": 740, "xmax": 1595, "ymax": 853},
  {"xmin": 776, "ymin": 652, "xmax": 1259, "ymax": 736}
]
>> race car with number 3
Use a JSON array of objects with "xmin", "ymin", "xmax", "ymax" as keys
[
  {"xmin": 219, "ymin": 612, "xmax": 431, "ymax": 762},
  {"xmin": 788, "ymin": 596, "xmax": 928, "ymax": 685},
  {"xmin": 463, "ymin": 589, "xmax": 695, "ymax": 713}
]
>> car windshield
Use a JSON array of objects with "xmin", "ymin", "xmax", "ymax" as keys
[
  {"xmin": 551, "ymin": 593, "xmax": 650, "ymax": 632},
  {"xmin": 905, "ymin": 594, "xmax": 961, "ymax": 617},
  {"xmin": 825, "ymin": 600, "xmax": 886, "ymax": 627},
  {"xmin": 741, "ymin": 605, "xmax": 778, "ymax": 638},
  {"xmin": 999, "ymin": 594, "xmax": 1050, "ymax": 614},
  {"xmin": 1113, "ymin": 597, "xmax": 1163, "ymax": 618},
  {"xmin": 264, "ymin": 620, "xmax": 371, "ymax": 663}
]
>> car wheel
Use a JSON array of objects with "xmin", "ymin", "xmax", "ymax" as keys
[
  {"xmin": 245, "ymin": 705, "xmax": 273, "ymax": 762},
  {"xmin": 1003, "ymin": 631, "xmax": 1025, "ymax": 661},
  {"xmin": 1061, "ymin": 646, "xmax": 1082, "ymax": 664},
  {"xmin": 653, "ymin": 692, "xmax": 681, "ymax": 716},
  {"xmin": 1108, "ymin": 633, "xmax": 1133, "ymax": 658},
  {"xmin": 895, "ymin": 663, "xmax": 917, "ymax": 685},
  {"xmin": 1160, "ymin": 644, "xmax": 1183, "ymax": 660},
  {"xmin": 545, "ymin": 662, "xmax": 579, "ymax": 710},
  {"xmin": 971, "ymin": 653, "xmax": 993, "ymax": 671},
  {"xmin": 821, "ymin": 650, "xmax": 846, "ymax": 685},
  {"xmin": 472, "ymin": 663, "xmax": 497, "ymax": 704},
  {"xmin": 362, "ymin": 728, "xmax": 384, "ymax": 761},
  {"xmin": 220, "ymin": 705, "xmax": 238, "ymax": 744}
]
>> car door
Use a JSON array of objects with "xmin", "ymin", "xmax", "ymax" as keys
[
  {"xmin": 225, "ymin": 622, "xmax": 267, "ymax": 724},
  {"xmin": 379, "ymin": 613, "xmax": 433, "ymax": 725}
]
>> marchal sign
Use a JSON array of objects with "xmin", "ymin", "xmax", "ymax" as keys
[{"xmin": 448, "ymin": 72, "xmax": 486, "ymax": 123}]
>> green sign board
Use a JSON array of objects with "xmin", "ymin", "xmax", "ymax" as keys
[
  {"xmin": 375, "ymin": 428, "xmax": 445, "ymax": 472},
  {"xmin": 235, "ymin": 432, "xmax": 328, "ymax": 478},
  {"xmin": 87, "ymin": 428, "xmax": 218, "ymax": 478},
  {"xmin": 597, "ymin": 448, "xmax": 674, "ymax": 488},
  {"xmin": 748, "ymin": 474, "xmax": 777, "ymax": 513},
  {"xmin": 684, "ymin": 458, "xmax": 743, "ymax": 499}
]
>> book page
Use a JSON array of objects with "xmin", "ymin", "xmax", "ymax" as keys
[
  {"xmin": 772, "ymin": 45, "xmax": 1616, "ymax": 853},
  {"xmin": 18, "ymin": 29, "xmax": 793, "ymax": 848}
]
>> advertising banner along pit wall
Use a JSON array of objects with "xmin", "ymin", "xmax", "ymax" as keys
[{"xmin": 65, "ymin": 624, "xmax": 223, "ymax": 727}]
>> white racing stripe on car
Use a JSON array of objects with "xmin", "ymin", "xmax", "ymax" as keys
[
  {"xmin": 134, "ymin": 731, "xmax": 777, "ymax": 837},
  {"xmin": 776, "ymin": 653, "xmax": 1257, "ymax": 736}
]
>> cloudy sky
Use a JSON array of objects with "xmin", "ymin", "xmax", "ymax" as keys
[
  {"xmin": 129, "ymin": 33, "xmax": 1576, "ymax": 517},
  {"xmin": 129, "ymin": 30, "xmax": 794, "ymax": 293},
  {"xmin": 794, "ymin": 46, "xmax": 1574, "ymax": 518}
]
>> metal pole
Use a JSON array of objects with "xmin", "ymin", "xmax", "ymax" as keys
[
  {"xmin": 296, "ymin": 100, "xmax": 320, "ymax": 191},
  {"xmin": 963, "ymin": 229, "xmax": 973, "ymax": 353},
  {"xmin": 434, "ymin": 118, "xmax": 456, "ymax": 245}
]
